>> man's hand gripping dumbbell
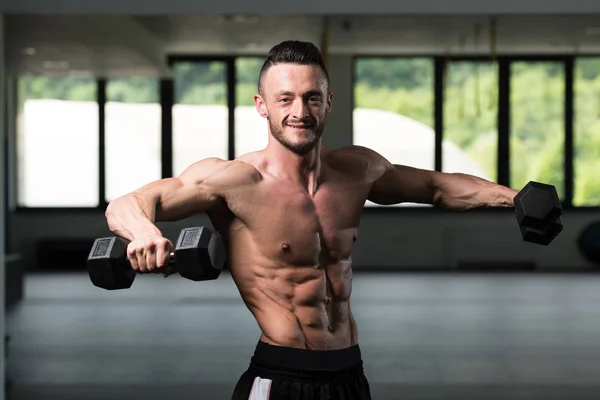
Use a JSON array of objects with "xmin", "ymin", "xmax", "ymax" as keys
[{"xmin": 86, "ymin": 226, "xmax": 227, "ymax": 290}]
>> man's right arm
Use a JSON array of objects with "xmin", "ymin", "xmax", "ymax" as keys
[{"xmin": 105, "ymin": 157, "xmax": 229, "ymax": 241}]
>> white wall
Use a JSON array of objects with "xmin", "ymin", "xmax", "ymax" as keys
[
  {"xmin": 2, "ymin": 0, "xmax": 600, "ymax": 14},
  {"xmin": 7, "ymin": 54, "xmax": 600, "ymax": 272}
]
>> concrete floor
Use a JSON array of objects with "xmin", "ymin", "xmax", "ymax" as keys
[{"xmin": 6, "ymin": 271, "xmax": 600, "ymax": 399}]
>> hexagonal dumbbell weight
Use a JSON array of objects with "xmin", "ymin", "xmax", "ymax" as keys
[
  {"xmin": 514, "ymin": 181, "xmax": 563, "ymax": 246},
  {"xmin": 87, "ymin": 226, "xmax": 226, "ymax": 290},
  {"xmin": 578, "ymin": 221, "xmax": 600, "ymax": 266}
]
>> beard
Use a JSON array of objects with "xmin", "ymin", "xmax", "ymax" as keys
[{"xmin": 269, "ymin": 117, "xmax": 325, "ymax": 155}]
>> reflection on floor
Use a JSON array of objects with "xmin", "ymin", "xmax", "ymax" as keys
[{"xmin": 7, "ymin": 271, "xmax": 600, "ymax": 399}]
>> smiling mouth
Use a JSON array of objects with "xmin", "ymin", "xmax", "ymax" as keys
[{"xmin": 287, "ymin": 124, "xmax": 313, "ymax": 129}]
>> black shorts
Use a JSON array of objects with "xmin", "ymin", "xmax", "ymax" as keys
[{"xmin": 231, "ymin": 340, "xmax": 372, "ymax": 400}]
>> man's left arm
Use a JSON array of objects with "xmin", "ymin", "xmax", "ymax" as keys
[{"xmin": 366, "ymin": 152, "xmax": 519, "ymax": 211}]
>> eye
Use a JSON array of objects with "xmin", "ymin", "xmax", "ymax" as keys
[
  {"xmin": 279, "ymin": 98, "xmax": 290, "ymax": 103},
  {"xmin": 309, "ymin": 97, "xmax": 322, "ymax": 103}
]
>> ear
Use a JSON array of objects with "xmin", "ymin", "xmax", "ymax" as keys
[
  {"xmin": 254, "ymin": 94, "xmax": 268, "ymax": 118},
  {"xmin": 325, "ymin": 92, "xmax": 333, "ymax": 115}
]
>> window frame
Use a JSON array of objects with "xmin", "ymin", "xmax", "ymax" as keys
[
  {"xmin": 11, "ymin": 53, "xmax": 600, "ymax": 212},
  {"xmin": 352, "ymin": 54, "xmax": 593, "ymax": 213}
]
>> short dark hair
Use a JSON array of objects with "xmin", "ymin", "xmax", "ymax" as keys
[{"xmin": 258, "ymin": 40, "xmax": 329, "ymax": 95}]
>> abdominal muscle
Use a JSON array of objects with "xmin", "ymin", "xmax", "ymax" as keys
[{"xmin": 228, "ymin": 243, "xmax": 358, "ymax": 350}]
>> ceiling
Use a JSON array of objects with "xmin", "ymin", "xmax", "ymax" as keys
[{"xmin": 6, "ymin": 14, "xmax": 600, "ymax": 77}]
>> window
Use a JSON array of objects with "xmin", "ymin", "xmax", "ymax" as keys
[
  {"xmin": 235, "ymin": 57, "xmax": 268, "ymax": 157},
  {"xmin": 573, "ymin": 58, "xmax": 600, "ymax": 206},
  {"xmin": 443, "ymin": 62, "xmax": 498, "ymax": 182},
  {"xmin": 510, "ymin": 62, "xmax": 565, "ymax": 197},
  {"xmin": 354, "ymin": 58, "xmax": 434, "ymax": 168},
  {"xmin": 172, "ymin": 61, "xmax": 228, "ymax": 177},
  {"xmin": 353, "ymin": 58, "xmax": 434, "ymax": 207},
  {"xmin": 17, "ymin": 76, "xmax": 98, "ymax": 207},
  {"xmin": 353, "ymin": 58, "xmax": 435, "ymax": 170},
  {"xmin": 105, "ymin": 78, "xmax": 161, "ymax": 202}
]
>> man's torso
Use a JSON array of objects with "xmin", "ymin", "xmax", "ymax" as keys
[{"xmin": 205, "ymin": 147, "xmax": 383, "ymax": 350}]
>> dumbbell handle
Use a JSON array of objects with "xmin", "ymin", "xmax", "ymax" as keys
[{"xmin": 131, "ymin": 252, "xmax": 176, "ymax": 275}]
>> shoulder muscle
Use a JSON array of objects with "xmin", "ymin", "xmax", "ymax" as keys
[
  {"xmin": 328, "ymin": 145, "xmax": 391, "ymax": 183},
  {"xmin": 179, "ymin": 158, "xmax": 261, "ymax": 193}
]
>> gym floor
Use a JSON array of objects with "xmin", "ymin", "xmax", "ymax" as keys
[{"xmin": 6, "ymin": 271, "xmax": 600, "ymax": 400}]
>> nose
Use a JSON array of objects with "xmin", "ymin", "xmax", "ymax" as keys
[{"xmin": 291, "ymin": 98, "xmax": 309, "ymax": 120}]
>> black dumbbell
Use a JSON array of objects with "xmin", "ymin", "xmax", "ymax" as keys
[
  {"xmin": 86, "ymin": 226, "xmax": 226, "ymax": 290},
  {"xmin": 514, "ymin": 181, "xmax": 563, "ymax": 245},
  {"xmin": 578, "ymin": 221, "xmax": 600, "ymax": 266}
]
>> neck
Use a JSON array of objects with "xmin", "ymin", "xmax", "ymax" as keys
[{"xmin": 265, "ymin": 137, "xmax": 323, "ymax": 195}]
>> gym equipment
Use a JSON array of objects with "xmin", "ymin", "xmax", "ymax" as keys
[
  {"xmin": 87, "ymin": 227, "xmax": 226, "ymax": 290},
  {"xmin": 514, "ymin": 181, "xmax": 563, "ymax": 245},
  {"xmin": 578, "ymin": 221, "xmax": 600, "ymax": 265}
]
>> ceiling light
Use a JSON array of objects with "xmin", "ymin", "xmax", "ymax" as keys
[
  {"xmin": 43, "ymin": 61, "xmax": 69, "ymax": 69},
  {"xmin": 22, "ymin": 47, "xmax": 36, "ymax": 56},
  {"xmin": 69, "ymin": 70, "xmax": 93, "ymax": 77},
  {"xmin": 235, "ymin": 15, "xmax": 259, "ymax": 24},
  {"xmin": 219, "ymin": 14, "xmax": 260, "ymax": 24},
  {"xmin": 585, "ymin": 27, "xmax": 600, "ymax": 35}
]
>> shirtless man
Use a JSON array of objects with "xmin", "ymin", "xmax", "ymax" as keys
[{"xmin": 105, "ymin": 40, "xmax": 519, "ymax": 400}]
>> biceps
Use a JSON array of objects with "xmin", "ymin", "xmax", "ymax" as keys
[{"xmin": 368, "ymin": 165, "xmax": 437, "ymax": 205}]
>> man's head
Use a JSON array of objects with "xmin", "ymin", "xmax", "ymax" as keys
[{"xmin": 254, "ymin": 40, "xmax": 332, "ymax": 155}]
